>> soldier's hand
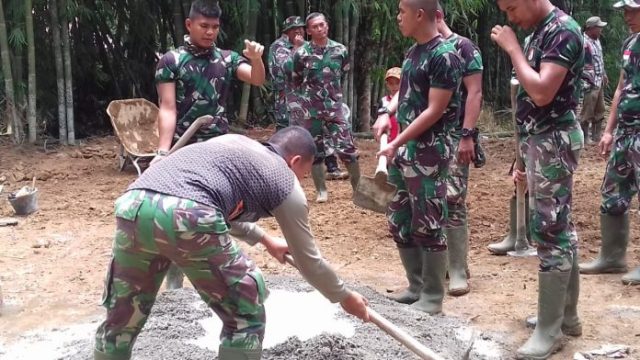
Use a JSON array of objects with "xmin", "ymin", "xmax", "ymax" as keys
[
  {"xmin": 491, "ymin": 25, "xmax": 520, "ymax": 55},
  {"xmin": 599, "ymin": 132, "xmax": 613, "ymax": 157},
  {"xmin": 512, "ymin": 169, "xmax": 526, "ymax": 185},
  {"xmin": 372, "ymin": 114, "xmax": 391, "ymax": 142},
  {"xmin": 457, "ymin": 137, "xmax": 475, "ymax": 165},
  {"xmin": 340, "ymin": 290, "xmax": 370, "ymax": 322},
  {"xmin": 377, "ymin": 139, "xmax": 398, "ymax": 160},
  {"xmin": 261, "ymin": 235, "xmax": 288, "ymax": 264},
  {"xmin": 293, "ymin": 34, "xmax": 305, "ymax": 48},
  {"xmin": 243, "ymin": 39, "xmax": 264, "ymax": 60}
]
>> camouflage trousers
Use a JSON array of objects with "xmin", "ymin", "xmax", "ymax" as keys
[
  {"xmin": 290, "ymin": 104, "xmax": 358, "ymax": 164},
  {"xmin": 446, "ymin": 135, "xmax": 470, "ymax": 228},
  {"xmin": 600, "ymin": 130, "xmax": 640, "ymax": 215},
  {"xmin": 95, "ymin": 190, "xmax": 266, "ymax": 357},
  {"xmin": 387, "ymin": 134, "xmax": 451, "ymax": 251},
  {"xmin": 520, "ymin": 123, "xmax": 583, "ymax": 272},
  {"xmin": 274, "ymin": 91, "xmax": 289, "ymax": 131}
]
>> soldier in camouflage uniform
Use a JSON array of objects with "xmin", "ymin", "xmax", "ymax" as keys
[
  {"xmin": 93, "ymin": 127, "xmax": 370, "ymax": 360},
  {"xmin": 493, "ymin": 0, "xmax": 584, "ymax": 358},
  {"xmin": 580, "ymin": 16, "xmax": 608, "ymax": 144},
  {"xmin": 153, "ymin": 1, "xmax": 266, "ymax": 290},
  {"xmin": 436, "ymin": 3, "xmax": 484, "ymax": 297},
  {"xmin": 290, "ymin": 12, "xmax": 360, "ymax": 203},
  {"xmin": 374, "ymin": 0, "xmax": 463, "ymax": 315},
  {"xmin": 153, "ymin": 0, "xmax": 265, "ymax": 159},
  {"xmin": 579, "ymin": 0, "xmax": 640, "ymax": 286}
]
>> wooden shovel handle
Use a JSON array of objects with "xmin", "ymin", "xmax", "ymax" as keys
[
  {"xmin": 283, "ymin": 254, "xmax": 445, "ymax": 360},
  {"xmin": 169, "ymin": 115, "xmax": 209, "ymax": 154},
  {"xmin": 375, "ymin": 133, "xmax": 389, "ymax": 177}
]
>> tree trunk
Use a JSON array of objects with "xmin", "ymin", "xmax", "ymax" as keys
[
  {"xmin": 334, "ymin": 0, "xmax": 343, "ymax": 44},
  {"xmin": 25, "ymin": 0, "xmax": 37, "ymax": 143},
  {"xmin": 0, "ymin": 0, "xmax": 20, "ymax": 143},
  {"xmin": 358, "ymin": 72, "xmax": 371, "ymax": 132},
  {"xmin": 60, "ymin": 0, "xmax": 75, "ymax": 144},
  {"xmin": 237, "ymin": 0, "xmax": 259, "ymax": 126},
  {"xmin": 50, "ymin": 0, "xmax": 67, "ymax": 144},
  {"xmin": 347, "ymin": 3, "xmax": 357, "ymax": 127},
  {"xmin": 173, "ymin": 0, "xmax": 185, "ymax": 47}
]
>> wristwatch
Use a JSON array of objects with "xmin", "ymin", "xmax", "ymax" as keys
[
  {"xmin": 156, "ymin": 149, "xmax": 169, "ymax": 156},
  {"xmin": 461, "ymin": 128, "xmax": 477, "ymax": 138},
  {"xmin": 377, "ymin": 106, "xmax": 390, "ymax": 116}
]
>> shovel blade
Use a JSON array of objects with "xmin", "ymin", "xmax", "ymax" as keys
[{"xmin": 353, "ymin": 176, "xmax": 396, "ymax": 214}]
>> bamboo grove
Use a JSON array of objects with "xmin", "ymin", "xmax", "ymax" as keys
[{"xmin": 0, "ymin": 0, "xmax": 630, "ymax": 144}]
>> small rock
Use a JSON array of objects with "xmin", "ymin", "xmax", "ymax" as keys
[{"xmin": 32, "ymin": 239, "xmax": 51, "ymax": 249}]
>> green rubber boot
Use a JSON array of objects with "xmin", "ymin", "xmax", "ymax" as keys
[
  {"xmin": 516, "ymin": 271, "xmax": 571, "ymax": 360},
  {"xmin": 345, "ymin": 161, "xmax": 361, "ymax": 192},
  {"xmin": 389, "ymin": 247, "xmax": 423, "ymax": 304},
  {"xmin": 411, "ymin": 250, "xmax": 447, "ymax": 315},
  {"xmin": 622, "ymin": 267, "xmax": 640, "ymax": 285},
  {"xmin": 446, "ymin": 225, "xmax": 470, "ymax": 296},
  {"xmin": 218, "ymin": 346, "xmax": 262, "ymax": 360},
  {"xmin": 311, "ymin": 164, "xmax": 328, "ymax": 203},
  {"xmin": 94, "ymin": 349, "xmax": 130, "ymax": 360},
  {"xmin": 488, "ymin": 196, "xmax": 518, "ymax": 255},
  {"xmin": 526, "ymin": 252, "xmax": 582, "ymax": 336},
  {"xmin": 165, "ymin": 264, "xmax": 184, "ymax": 290},
  {"xmin": 579, "ymin": 214, "xmax": 629, "ymax": 274}
]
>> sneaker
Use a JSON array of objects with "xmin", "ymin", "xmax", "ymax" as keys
[{"xmin": 326, "ymin": 170, "xmax": 349, "ymax": 180}]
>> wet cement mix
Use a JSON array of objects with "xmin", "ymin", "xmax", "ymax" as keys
[{"xmin": 46, "ymin": 276, "xmax": 508, "ymax": 360}]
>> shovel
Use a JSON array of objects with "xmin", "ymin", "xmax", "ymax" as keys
[
  {"xmin": 353, "ymin": 133, "xmax": 396, "ymax": 213},
  {"xmin": 283, "ymin": 254, "xmax": 445, "ymax": 360},
  {"xmin": 168, "ymin": 115, "xmax": 211, "ymax": 154},
  {"xmin": 507, "ymin": 79, "xmax": 536, "ymax": 258}
]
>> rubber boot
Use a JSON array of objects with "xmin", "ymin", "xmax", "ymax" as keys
[
  {"xmin": 487, "ymin": 196, "xmax": 517, "ymax": 255},
  {"xmin": 579, "ymin": 213, "xmax": 629, "ymax": 274},
  {"xmin": 446, "ymin": 226, "xmax": 470, "ymax": 296},
  {"xmin": 94, "ymin": 349, "xmax": 130, "ymax": 360},
  {"xmin": 526, "ymin": 253, "xmax": 582, "ymax": 336},
  {"xmin": 591, "ymin": 119, "xmax": 603, "ymax": 143},
  {"xmin": 311, "ymin": 164, "xmax": 328, "ymax": 203},
  {"xmin": 622, "ymin": 267, "xmax": 640, "ymax": 285},
  {"xmin": 345, "ymin": 161, "xmax": 361, "ymax": 192},
  {"xmin": 581, "ymin": 122, "xmax": 591, "ymax": 145},
  {"xmin": 411, "ymin": 250, "xmax": 447, "ymax": 315},
  {"xmin": 165, "ymin": 264, "xmax": 184, "ymax": 290},
  {"xmin": 516, "ymin": 271, "xmax": 571, "ymax": 360},
  {"xmin": 325, "ymin": 155, "xmax": 348, "ymax": 180},
  {"xmin": 218, "ymin": 346, "xmax": 262, "ymax": 360},
  {"xmin": 389, "ymin": 247, "xmax": 423, "ymax": 304}
]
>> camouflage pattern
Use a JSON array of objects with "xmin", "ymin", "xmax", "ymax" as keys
[
  {"xmin": 290, "ymin": 39, "xmax": 358, "ymax": 163},
  {"xmin": 520, "ymin": 123, "xmax": 583, "ymax": 272},
  {"xmin": 600, "ymin": 133, "xmax": 640, "ymax": 215},
  {"xmin": 616, "ymin": 33, "xmax": 640, "ymax": 129},
  {"xmin": 95, "ymin": 190, "xmax": 266, "ymax": 357},
  {"xmin": 387, "ymin": 36, "xmax": 462, "ymax": 251},
  {"xmin": 517, "ymin": 8, "xmax": 584, "ymax": 136},
  {"xmin": 155, "ymin": 36, "xmax": 249, "ymax": 143},
  {"xmin": 268, "ymin": 35, "xmax": 296, "ymax": 131},
  {"xmin": 443, "ymin": 33, "xmax": 483, "ymax": 227}
]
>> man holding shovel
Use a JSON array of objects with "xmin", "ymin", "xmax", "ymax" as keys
[
  {"xmin": 579, "ymin": 0, "xmax": 640, "ymax": 286},
  {"xmin": 374, "ymin": 0, "xmax": 462, "ymax": 315},
  {"xmin": 153, "ymin": 0, "xmax": 266, "ymax": 289},
  {"xmin": 492, "ymin": 0, "xmax": 584, "ymax": 358},
  {"xmin": 93, "ymin": 127, "xmax": 369, "ymax": 360}
]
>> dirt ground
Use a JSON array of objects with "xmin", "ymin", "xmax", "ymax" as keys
[{"xmin": 0, "ymin": 130, "xmax": 639, "ymax": 359}]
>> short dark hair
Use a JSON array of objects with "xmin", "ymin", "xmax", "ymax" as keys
[
  {"xmin": 268, "ymin": 126, "xmax": 317, "ymax": 162},
  {"xmin": 306, "ymin": 12, "xmax": 326, "ymax": 26},
  {"xmin": 189, "ymin": 0, "xmax": 222, "ymax": 19}
]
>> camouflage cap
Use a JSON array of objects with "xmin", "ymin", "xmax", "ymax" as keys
[
  {"xmin": 385, "ymin": 67, "xmax": 401, "ymax": 80},
  {"xmin": 282, "ymin": 16, "xmax": 305, "ymax": 32},
  {"xmin": 613, "ymin": 0, "xmax": 640, "ymax": 9}
]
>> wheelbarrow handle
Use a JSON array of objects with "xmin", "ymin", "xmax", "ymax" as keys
[
  {"xmin": 375, "ymin": 133, "xmax": 389, "ymax": 180},
  {"xmin": 283, "ymin": 254, "xmax": 445, "ymax": 360}
]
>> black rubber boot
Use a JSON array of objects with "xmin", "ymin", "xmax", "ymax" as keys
[
  {"xmin": 311, "ymin": 164, "xmax": 328, "ymax": 203},
  {"xmin": 411, "ymin": 250, "xmax": 447, "ymax": 315},
  {"xmin": 389, "ymin": 247, "xmax": 423, "ymax": 304},
  {"xmin": 446, "ymin": 225, "xmax": 470, "ymax": 296},
  {"xmin": 579, "ymin": 214, "xmax": 629, "ymax": 274},
  {"xmin": 165, "ymin": 264, "xmax": 184, "ymax": 290}
]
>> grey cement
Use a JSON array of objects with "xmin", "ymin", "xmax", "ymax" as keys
[{"xmin": 20, "ymin": 276, "xmax": 510, "ymax": 360}]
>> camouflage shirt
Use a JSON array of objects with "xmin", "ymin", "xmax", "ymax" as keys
[
  {"xmin": 517, "ymin": 8, "xmax": 584, "ymax": 136},
  {"xmin": 617, "ymin": 33, "xmax": 640, "ymax": 130},
  {"xmin": 291, "ymin": 39, "xmax": 349, "ymax": 113},
  {"xmin": 155, "ymin": 39, "xmax": 249, "ymax": 141},
  {"xmin": 583, "ymin": 33, "xmax": 605, "ymax": 89},
  {"xmin": 397, "ymin": 35, "xmax": 463, "ymax": 136},
  {"xmin": 268, "ymin": 35, "xmax": 295, "ymax": 95},
  {"xmin": 445, "ymin": 33, "xmax": 483, "ymax": 131}
]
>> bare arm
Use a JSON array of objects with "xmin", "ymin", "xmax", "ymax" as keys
[
  {"xmin": 457, "ymin": 73, "xmax": 483, "ymax": 164},
  {"xmin": 599, "ymin": 71, "xmax": 624, "ymax": 156},
  {"xmin": 157, "ymin": 82, "xmax": 178, "ymax": 151}
]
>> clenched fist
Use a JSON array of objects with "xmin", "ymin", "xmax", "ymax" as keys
[
  {"xmin": 491, "ymin": 25, "xmax": 520, "ymax": 55},
  {"xmin": 243, "ymin": 39, "xmax": 264, "ymax": 60}
]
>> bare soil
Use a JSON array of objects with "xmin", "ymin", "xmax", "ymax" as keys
[{"xmin": 0, "ymin": 131, "xmax": 639, "ymax": 359}]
